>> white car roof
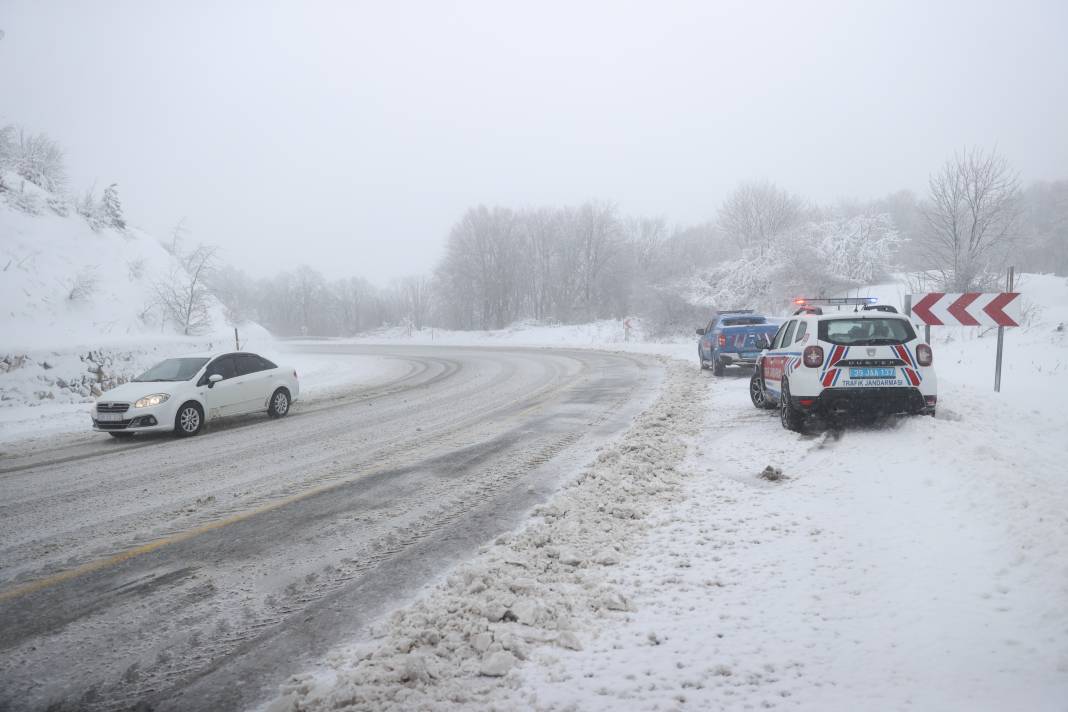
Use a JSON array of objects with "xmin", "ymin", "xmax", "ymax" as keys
[
  {"xmin": 171, "ymin": 350, "xmax": 265, "ymax": 359},
  {"xmin": 797, "ymin": 311, "xmax": 909, "ymax": 321}
]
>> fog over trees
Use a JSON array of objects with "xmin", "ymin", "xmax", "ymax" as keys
[{"xmin": 3, "ymin": 123, "xmax": 1066, "ymax": 337}]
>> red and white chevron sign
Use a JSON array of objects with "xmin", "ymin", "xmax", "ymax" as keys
[{"xmin": 910, "ymin": 292, "xmax": 1022, "ymax": 327}]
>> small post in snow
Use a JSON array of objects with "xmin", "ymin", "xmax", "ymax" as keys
[
  {"xmin": 994, "ymin": 266, "xmax": 1014, "ymax": 393},
  {"xmin": 234, "ymin": 327, "xmax": 241, "ymax": 351}
]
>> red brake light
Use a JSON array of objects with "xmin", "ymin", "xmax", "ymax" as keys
[
  {"xmin": 717, "ymin": 334, "xmax": 726, "ymax": 347},
  {"xmin": 916, "ymin": 344, "xmax": 932, "ymax": 367},
  {"xmin": 803, "ymin": 345, "xmax": 824, "ymax": 368}
]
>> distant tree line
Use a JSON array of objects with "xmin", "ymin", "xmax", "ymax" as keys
[
  {"xmin": 221, "ymin": 148, "xmax": 1067, "ymax": 336},
  {"xmin": 4, "ymin": 122, "xmax": 1066, "ymax": 335}
]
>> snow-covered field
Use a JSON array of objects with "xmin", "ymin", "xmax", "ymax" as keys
[{"xmin": 264, "ymin": 274, "xmax": 1068, "ymax": 711}]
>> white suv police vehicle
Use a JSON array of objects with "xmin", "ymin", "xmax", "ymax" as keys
[{"xmin": 750, "ymin": 300, "xmax": 937, "ymax": 431}]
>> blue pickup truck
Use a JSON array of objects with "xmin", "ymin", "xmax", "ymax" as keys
[{"xmin": 697, "ymin": 311, "xmax": 780, "ymax": 376}]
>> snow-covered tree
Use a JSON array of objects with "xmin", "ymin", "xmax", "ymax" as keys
[
  {"xmin": 718, "ymin": 180, "xmax": 804, "ymax": 256},
  {"xmin": 816, "ymin": 214, "xmax": 902, "ymax": 284},
  {"xmin": 100, "ymin": 183, "xmax": 126, "ymax": 231},
  {"xmin": 155, "ymin": 244, "xmax": 218, "ymax": 335},
  {"xmin": 920, "ymin": 147, "xmax": 1021, "ymax": 291}
]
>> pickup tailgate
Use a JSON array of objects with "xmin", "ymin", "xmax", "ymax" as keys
[{"xmin": 719, "ymin": 324, "xmax": 778, "ymax": 353}]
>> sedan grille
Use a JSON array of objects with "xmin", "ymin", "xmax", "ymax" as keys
[{"xmin": 96, "ymin": 402, "xmax": 130, "ymax": 413}]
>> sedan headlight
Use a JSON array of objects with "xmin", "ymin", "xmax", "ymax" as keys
[{"xmin": 134, "ymin": 393, "xmax": 170, "ymax": 408}]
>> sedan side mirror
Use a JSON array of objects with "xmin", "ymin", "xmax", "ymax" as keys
[
  {"xmin": 208, "ymin": 373, "xmax": 223, "ymax": 388},
  {"xmin": 696, "ymin": 328, "xmax": 706, "ymax": 336}
]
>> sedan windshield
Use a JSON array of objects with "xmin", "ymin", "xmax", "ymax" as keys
[
  {"xmin": 818, "ymin": 318, "xmax": 916, "ymax": 346},
  {"xmin": 133, "ymin": 357, "xmax": 210, "ymax": 382}
]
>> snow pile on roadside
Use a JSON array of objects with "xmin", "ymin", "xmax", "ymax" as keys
[
  {"xmin": 264, "ymin": 360, "xmax": 707, "ymax": 711},
  {"xmin": 519, "ymin": 371, "xmax": 1068, "ymax": 710}
]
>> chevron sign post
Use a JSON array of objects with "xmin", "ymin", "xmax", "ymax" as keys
[
  {"xmin": 909, "ymin": 292, "xmax": 1022, "ymax": 327},
  {"xmin": 907, "ymin": 268, "xmax": 1020, "ymax": 392}
]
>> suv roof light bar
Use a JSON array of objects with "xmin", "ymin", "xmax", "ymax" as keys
[{"xmin": 792, "ymin": 297, "xmax": 877, "ymax": 306}]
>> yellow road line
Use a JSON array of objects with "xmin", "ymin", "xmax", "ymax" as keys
[
  {"xmin": 0, "ymin": 389, "xmax": 557, "ymax": 604},
  {"xmin": 0, "ymin": 471, "xmax": 376, "ymax": 603}
]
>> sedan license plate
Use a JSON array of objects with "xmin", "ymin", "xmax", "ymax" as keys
[
  {"xmin": 95, "ymin": 412, "xmax": 124, "ymax": 422},
  {"xmin": 849, "ymin": 367, "xmax": 896, "ymax": 379}
]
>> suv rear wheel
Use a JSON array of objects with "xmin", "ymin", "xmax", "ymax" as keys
[
  {"xmin": 750, "ymin": 372, "xmax": 773, "ymax": 409},
  {"xmin": 779, "ymin": 379, "xmax": 804, "ymax": 432}
]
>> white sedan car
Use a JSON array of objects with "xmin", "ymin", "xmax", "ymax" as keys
[{"xmin": 92, "ymin": 351, "xmax": 300, "ymax": 438}]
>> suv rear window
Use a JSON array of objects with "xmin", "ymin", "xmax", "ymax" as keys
[{"xmin": 818, "ymin": 318, "xmax": 916, "ymax": 346}]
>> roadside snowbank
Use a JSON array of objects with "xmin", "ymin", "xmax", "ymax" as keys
[{"xmin": 263, "ymin": 360, "xmax": 705, "ymax": 712}]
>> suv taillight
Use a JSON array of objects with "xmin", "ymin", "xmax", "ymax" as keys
[
  {"xmin": 803, "ymin": 345, "xmax": 824, "ymax": 368},
  {"xmin": 916, "ymin": 344, "xmax": 933, "ymax": 367},
  {"xmin": 717, "ymin": 334, "xmax": 726, "ymax": 347}
]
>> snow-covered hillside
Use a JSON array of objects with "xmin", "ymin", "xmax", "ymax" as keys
[
  {"xmin": 0, "ymin": 173, "xmax": 257, "ymax": 351},
  {"xmin": 0, "ymin": 174, "xmax": 271, "ymax": 435}
]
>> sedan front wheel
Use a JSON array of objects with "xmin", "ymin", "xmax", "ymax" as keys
[{"xmin": 174, "ymin": 402, "xmax": 204, "ymax": 437}]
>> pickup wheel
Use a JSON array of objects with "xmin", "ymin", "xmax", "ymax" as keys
[
  {"xmin": 779, "ymin": 379, "xmax": 804, "ymax": 432},
  {"xmin": 698, "ymin": 346, "xmax": 709, "ymax": 370},
  {"xmin": 712, "ymin": 357, "xmax": 725, "ymax": 377},
  {"xmin": 750, "ymin": 372, "xmax": 773, "ymax": 410}
]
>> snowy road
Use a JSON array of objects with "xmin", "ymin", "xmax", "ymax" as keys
[{"xmin": 0, "ymin": 344, "xmax": 661, "ymax": 712}]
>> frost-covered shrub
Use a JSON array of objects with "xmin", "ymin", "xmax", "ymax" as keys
[
  {"xmin": 7, "ymin": 182, "xmax": 43, "ymax": 215},
  {"xmin": 7, "ymin": 127, "xmax": 67, "ymax": 193},
  {"xmin": 127, "ymin": 257, "xmax": 146, "ymax": 281},
  {"xmin": 77, "ymin": 188, "xmax": 106, "ymax": 231},
  {"xmin": 67, "ymin": 267, "xmax": 100, "ymax": 302},
  {"xmin": 47, "ymin": 194, "xmax": 70, "ymax": 217}
]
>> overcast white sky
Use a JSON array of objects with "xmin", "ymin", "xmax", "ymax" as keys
[{"xmin": 2, "ymin": 0, "xmax": 1066, "ymax": 282}]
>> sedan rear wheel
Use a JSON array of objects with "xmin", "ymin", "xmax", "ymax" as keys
[
  {"xmin": 268, "ymin": 388, "xmax": 290, "ymax": 418},
  {"xmin": 174, "ymin": 402, "xmax": 204, "ymax": 437}
]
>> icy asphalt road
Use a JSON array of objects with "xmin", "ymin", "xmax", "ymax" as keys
[{"xmin": 0, "ymin": 344, "xmax": 662, "ymax": 712}]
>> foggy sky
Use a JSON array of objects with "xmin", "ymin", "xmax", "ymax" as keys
[{"xmin": 2, "ymin": 0, "xmax": 1066, "ymax": 282}]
